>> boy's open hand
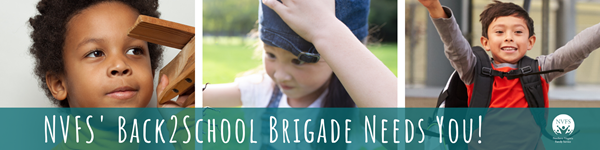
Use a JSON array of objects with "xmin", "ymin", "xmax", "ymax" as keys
[
  {"xmin": 417, "ymin": 0, "xmax": 441, "ymax": 9},
  {"xmin": 417, "ymin": 0, "xmax": 447, "ymax": 18},
  {"xmin": 156, "ymin": 74, "xmax": 195, "ymax": 150},
  {"xmin": 262, "ymin": 0, "xmax": 339, "ymax": 43},
  {"xmin": 156, "ymin": 74, "xmax": 194, "ymax": 108}
]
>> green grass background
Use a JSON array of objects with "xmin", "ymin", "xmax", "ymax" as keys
[{"xmin": 203, "ymin": 36, "xmax": 397, "ymax": 84}]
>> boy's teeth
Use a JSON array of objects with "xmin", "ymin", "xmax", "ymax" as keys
[{"xmin": 502, "ymin": 48, "xmax": 516, "ymax": 51}]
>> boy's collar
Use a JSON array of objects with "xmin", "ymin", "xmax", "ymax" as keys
[{"xmin": 491, "ymin": 58, "xmax": 518, "ymax": 68}]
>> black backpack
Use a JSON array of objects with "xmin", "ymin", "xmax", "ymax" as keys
[
  {"xmin": 437, "ymin": 46, "xmax": 566, "ymax": 108},
  {"xmin": 433, "ymin": 46, "xmax": 563, "ymax": 149}
]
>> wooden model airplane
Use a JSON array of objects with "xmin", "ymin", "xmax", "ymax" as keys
[{"xmin": 128, "ymin": 15, "xmax": 195, "ymax": 107}]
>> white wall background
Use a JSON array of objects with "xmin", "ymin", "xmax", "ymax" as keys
[{"xmin": 0, "ymin": 0, "xmax": 195, "ymax": 107}]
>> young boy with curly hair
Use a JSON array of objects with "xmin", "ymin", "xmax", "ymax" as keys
[
  {"xmin": 29, "ymin": 0, "xmax": 163, "ymax": 108},
  {"xmin": 28, "ymin": 1, "xmax": 198, "ymax": 149}
]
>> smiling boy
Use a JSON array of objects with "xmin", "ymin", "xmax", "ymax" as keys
[
  {"xmin": 420, "ymin": 0, "xmax": 600, "ymax": 108},
  {"xmin": 418, "ymin": 1, "xmax": 600, "ymax": 149}
]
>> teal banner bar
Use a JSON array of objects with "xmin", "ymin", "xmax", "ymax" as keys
[{"xmin": 0, "ymin": 108, "xmax": 598, "ymax": 150}]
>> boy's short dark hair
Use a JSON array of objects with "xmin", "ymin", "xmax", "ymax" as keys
[
  {"xmin": 479, "ymin": 0, "xmax": 535, "ymax": 38},
  {"xmin": 29, "ymin": 0, "xmax": 164, "ymax": 107}
]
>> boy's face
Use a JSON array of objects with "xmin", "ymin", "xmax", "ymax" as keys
[
  {"xmin": 263, "ymin": 44, "xmax": 332, "ymax": 104},
  {"xmin": 481, "ymin": 15, "xmax": 536, "ymax": 64},
  {"xmin": 57, "ymin": 2, "xmax": 153, "ymax": 107}
]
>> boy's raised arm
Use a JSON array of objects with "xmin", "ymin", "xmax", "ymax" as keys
[
  {"xmin": 418, "ymin": 0, "xmax": 448, "ymax": 18},
  {"xmin": 538, "ymin": 23, "xmax": 600, "ymax": 82},
  {"xmin": 419, "ymin": 0, "xmax": 477, "ymax": 84}
]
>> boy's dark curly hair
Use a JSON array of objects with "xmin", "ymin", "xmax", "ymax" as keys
[
  {"xmin": 29, "ymin": 0, "xmax": 163, "ymax": 107},
  {"xmin": 480, "ymin": 0, "xmax": 535, "ymax": 38}
]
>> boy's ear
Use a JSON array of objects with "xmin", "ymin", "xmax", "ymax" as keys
[
  {"xmin": 480, "ymin": 36, "xmax": 491, "ymax": 51},
  {"xmin": 527, "ymin": 35, "xmax": 537, "ymax": 50},
  {"xmin": 45, "ymin": 72, "xmax": 68, "ymax": 101}
]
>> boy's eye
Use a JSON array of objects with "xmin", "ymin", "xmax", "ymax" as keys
[
  {"xmin": 85, "ymin": 50, "xmax": 105, "ymax": 58},
  {"xmin": 495, "ymin": 31, "xmax": 504, "ymax": 34},
  {"xmin": 266, "ymin": 52, "xmax": 276, "ymax": 59},
  {"xmin": 126, "ymin": 48, "xmax": 143, "ymax": 55},
  {"xmin": 291, "ymin": 59, "xmax": 305, "ymax": 65},
  {"xmin": 515, "ymin": 31, "xmax": 523, "ymax": 34}
]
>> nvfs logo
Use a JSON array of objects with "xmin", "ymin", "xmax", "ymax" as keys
[{"xmin": 552, "ymin": 114, "xmax": 574, "ymax": 135}]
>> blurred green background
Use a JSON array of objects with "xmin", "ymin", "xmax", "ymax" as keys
[{"xmin": 203, "ymin": 0, "xmax": 397, "ymax": 84}]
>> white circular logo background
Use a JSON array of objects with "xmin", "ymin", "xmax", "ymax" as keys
[{"xmin": 552, "ymin": 114, "xmax": 575, "ymax": 135}]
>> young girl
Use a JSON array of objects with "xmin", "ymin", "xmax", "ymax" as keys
[
  {"xmin": 203, "ymin": 0, "xmax": 397, "ymax": 108},
  {"xmin": 203, "ymin": 1, "xmax": 395, "ymax": 149}
]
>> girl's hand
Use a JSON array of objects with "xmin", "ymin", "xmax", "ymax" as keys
[
  {"xmin": 417, "ymin": 0, "xmax": 447, "ymax": 18},
  {"xmin": 262, "ymin": 0, "xmax": 338, "ymax": 43},
  {"xmin": 265, "ymin": 0, "xmax": 397, "ymax": 107}
]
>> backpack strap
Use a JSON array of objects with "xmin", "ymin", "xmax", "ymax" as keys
[
  {"xmin": 517, "ymin": 56, "xmax": 556, "ymax": 140},
  {"xmin": 266, "ymin": 86, "xmax": 283, "ymax": 108},
  {"xmin": 260, "ymin": 86, "xmax": 283, "ymax": 150},
  {"xmin": 482, "ymin": 62, "xmax": 563, "ymax": 80},
  {"xmin": 517, "ymin": 56, "xmax": 545, "ymax": 108},
  {"xmin": 470, "ymin": 46, "xmax": 494, "ymax": 107}
]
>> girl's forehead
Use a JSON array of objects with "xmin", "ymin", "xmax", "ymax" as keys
[
  {"xmin": 263, "ymin": 44, "xmax": 326, "ymax": 62},
  {"xmin": 264, "ymin": 44, "xmax": 295, "ymax": 57}
]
